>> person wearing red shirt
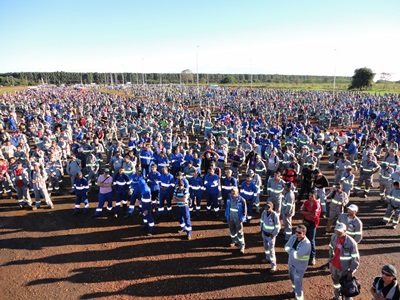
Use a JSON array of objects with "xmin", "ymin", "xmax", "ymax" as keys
[{"xmin": 300, "ymin": 190, "xmax": 321, "ymax": 266}]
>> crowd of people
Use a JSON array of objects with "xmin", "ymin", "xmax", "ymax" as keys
[{"xmin": 1, "ymin": 84, "xmax": 400, "ymax": 299}]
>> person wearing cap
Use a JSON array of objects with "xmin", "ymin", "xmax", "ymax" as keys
[
  {"xmin": 284, "ymin": 224, "xmax": 311, "ymax": 300},
  {"xmin": 380, "ymin": 181, "xmax": 400, "ymax": 229},
  {"xmin": 371, "ymin": 265, "xmax": 400, "ymax": 300},
  {"xmin": 240, "ymin": 173, "xmax": 258, "ymax": 224},
  {"xmin": 354, "ymin": 153, "xmax": 380, "ymax": 198},
  {"xmin": 31, "ymin": 162, "xmax": 54, "ymax": 210},
  {"xmin": 328, "ymin": 222, "xmax": 360, "ymax": 300},
  {"xmin": 300, "ymin": 190, "xmax": 321, "ymax": 266},
  {"xmin": 173, "ymin": 178, "xmax": 192, "ymax": 239},
  {"xmin": 93, "ymin": 169, "xmax": 114, "ymax": 218},
  {"xmin": 282, "ymin": 182, "xmax": 296, "ymax": 241},
  {"xmin": 73, "ymin": 171, "xmax": 89, "ymax": 215},
  {"xmin": 225, "ymin": 186, "xmax": 247, "ymax": 254},
  {"xmin": 314, "ymin": 169, "xmax": 329, "ymax": 217},
  {"xmin": 338, "ymin": 204, "xmax": 363, "ymax": 243},
  {"xmin": 266, "ymin": 171, "xmax": 285, "ymax": 215},
  {"xmin": 380, "ymin": 162, "xmax": 395, "ymax": 202},
  {"xmin": 260, "ymin": 201, "xmax": 280, "ymax": 272}
]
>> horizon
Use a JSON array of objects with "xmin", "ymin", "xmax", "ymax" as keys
[{"xmin": 1, "ymin": 0, "xmax": 399, "ymax": 81}]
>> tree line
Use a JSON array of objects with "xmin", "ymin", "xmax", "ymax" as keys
[{"xmin": 0, "ymin": 71, "xmax": 352, "ymax": 86}]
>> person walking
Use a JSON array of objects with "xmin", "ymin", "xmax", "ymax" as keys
[
  {"xmin": 225, "ymin": 186, "xmax": 247, "ymax": 254},
  {"xmin": 338, "ymin": 204, "xmax": 363, "ymax": 243},
  {"xmin": 284, "ymin": 224, "xmax": 311, "ymax": 300},
  {"xmin": 379, "ymin": 181, "xmax": 400, "ymax": 229},
  {"xmin": 328, "ymin": 222, "xmax": 360, "ymax": 300},
  {"xmin": 260, "ymin": 201, "xmax": 280, "ymax": 273}
]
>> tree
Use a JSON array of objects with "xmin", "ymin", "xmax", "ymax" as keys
[
  {"xmin": 220, "ymin": 75, "xmax": 235, "ymax": 84},
  {"xmin": 349, "ymin": 67, "xmax": 375, "ymax": 90},
  {"xmin": 181, "ymin": 69, "xmax": 194, "ymax": 84}
]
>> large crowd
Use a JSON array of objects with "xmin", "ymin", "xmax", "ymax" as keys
[{"xmin": 1, "ymin": 84, "xmax": 399, "ymax": 300}]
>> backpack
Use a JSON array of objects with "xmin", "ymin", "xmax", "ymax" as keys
[
  {"xmin": 340, "ymin": 275, "xmax": 361, "ymax": 297},
  {"xmin": 326, "ymin": 143, "xmax": 332, "ymax": 151}
]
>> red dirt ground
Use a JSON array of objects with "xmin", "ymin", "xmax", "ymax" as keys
[{"xmin": 1, "ymin": 153, "xmax": 399, "ymax": 300}]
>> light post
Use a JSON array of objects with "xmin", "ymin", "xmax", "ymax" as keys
[
  {"xmin": 333, "ymin": 49, "xmax": 337, "ymax": 98},
  {"xmin": 141, "ymin": 58, "xmax": 145, "ymax": 85},
  {"xmin": 196, "ymin": 46, "xmax": 200, "ymax": 104},
  {"xmin": 250, "ymin": 59, "xmax": 253, "ymax": 90}
]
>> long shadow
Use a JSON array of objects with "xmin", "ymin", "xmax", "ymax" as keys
[{"xmin": 359, "ymin": 245, "xmax": 400, "ymax": 256}]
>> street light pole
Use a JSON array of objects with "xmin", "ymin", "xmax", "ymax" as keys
[
  {"xmin": 250, "ymin": 59, "xmax": 253, "ymax": 90},
  {"xmin": 333, "ymin": 49, "xmax": 337, "ymax": 98},
  {"xmin": 196, "ymin": 46, "xmax": 200, "ymax": 104},
  {"xmin": 141, "ymin": 58, "xmax": 145, "ymax": 85}
]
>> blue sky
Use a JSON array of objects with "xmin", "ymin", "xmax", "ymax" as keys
[{"xmin": 1, "ymin": 0, "xmax": 399, "ymax": 80}]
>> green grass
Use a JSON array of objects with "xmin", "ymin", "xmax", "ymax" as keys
[{"xmin": 0, "ymin": 86, "xmax": 28, "ymax": 95}]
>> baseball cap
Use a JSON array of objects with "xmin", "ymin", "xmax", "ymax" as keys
[
  {"xmin": 347, "ymin": 204, "xmax": 358, "ymax": 213},
  {"xmin": 381, "ymin": 162, "xmax": 388, "ymax": 168},
  {"xmin": 247, "ymin": 169, "xmax": 254, "ymax": 175},
  {"xmin": 103, "ymin": 168, "xmax": 110, "ymax": 173},
  {"xmin": 382, "ymin": 265, "xmax": 397, "ymax": 277},
  {"xmin": 334, "ymin": 222, "xmax": 347, "ymax": 232},
  {"xmin": 285, "ymin": 182, "xmax": 293, "ymax": 188}
]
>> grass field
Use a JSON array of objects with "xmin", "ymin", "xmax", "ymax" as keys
[
  {"xmin": 2, "ymin": 82, "xmax": 400, "ymax": 96},
  {"xmin": 0, "ymin": 86, "xmax": 28, "ymax": 95}
]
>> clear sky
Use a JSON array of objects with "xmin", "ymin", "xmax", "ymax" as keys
[{"xmin": 1, "ymin": 0, "xmax": 399, "ymax": 80}]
